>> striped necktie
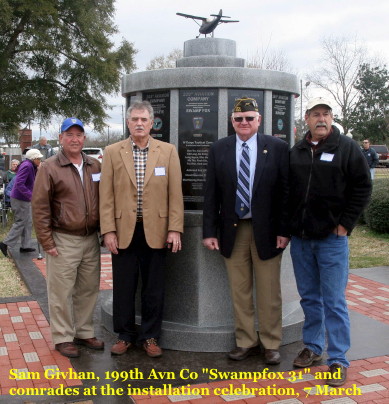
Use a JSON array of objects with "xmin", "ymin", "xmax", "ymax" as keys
[{"xmin": 235, "ymin": 142, "xmax": 250, "ymax": 218}]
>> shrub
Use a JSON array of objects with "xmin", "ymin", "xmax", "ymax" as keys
[{"xmin": 364, "ymin": 177, "xmax": 389, "ymax": 233}]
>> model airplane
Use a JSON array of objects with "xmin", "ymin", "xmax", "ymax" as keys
[{"xmin": 176, "ymin": 9, "xmax": 239, "ymax": 38}]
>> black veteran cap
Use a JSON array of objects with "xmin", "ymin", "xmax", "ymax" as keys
[{"xmin": 233, "ymin": 97, "xmax": 259, "ymax": 113}]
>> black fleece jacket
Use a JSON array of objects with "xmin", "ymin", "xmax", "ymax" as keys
[{"xmin": 289, "ymin": 126, "xmax": 372, "ymax": 239}]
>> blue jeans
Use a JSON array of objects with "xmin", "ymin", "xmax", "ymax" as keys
[{"xmin": 291, "ymin": 233, "xmax": 350, "ymax": 367}]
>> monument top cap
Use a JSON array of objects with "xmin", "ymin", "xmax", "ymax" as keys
[
  {"xmin": 306, "ymin": 97, "xmax": 333, "ymax": 112},
  {"xmin": 233, "ymin": 97, "xmax": 259, "ymax": 113}
]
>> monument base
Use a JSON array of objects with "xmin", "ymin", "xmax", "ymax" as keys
[
  {"xmin": 101, "ymin": 212, "xmax": 303, "ymax": 352},
  {"xmin": 101, "ymin": 297, "xmax": 303, "ymax": 352}
]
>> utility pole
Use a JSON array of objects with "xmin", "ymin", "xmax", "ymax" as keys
[
  {"xmin": 300, "ymin": 80, "xmax": 310, "ymax": 137},
  {"xmin": 121, "ymin": 105, "xmax": 126, "ymax": 139}
]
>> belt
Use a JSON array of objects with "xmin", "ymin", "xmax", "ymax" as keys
[{"xmin": 136, "ymin": 216, "xmax": 143, "ymax": 222}]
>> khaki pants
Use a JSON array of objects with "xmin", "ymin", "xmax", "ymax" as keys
[
  {"xmin": 224, "ymin": 220, "xmax": 282, "ymax": 349},
  {"xmin": 46, "ymin": 232, "xmax": 100, "ymax": 345}
]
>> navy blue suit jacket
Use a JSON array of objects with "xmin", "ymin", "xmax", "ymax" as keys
[{"xmin": 203, "ymin": 133, "xmax": 289, "ymax": 259}]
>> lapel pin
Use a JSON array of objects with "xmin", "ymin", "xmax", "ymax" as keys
[{"xmin": 263, "ymin": 149, "xmax": 268, "ymax": 154}]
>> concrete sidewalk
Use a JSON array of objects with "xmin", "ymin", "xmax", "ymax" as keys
[{"xmin": 0, "ymin": 241, "xmax": 388, "ymax": 404}]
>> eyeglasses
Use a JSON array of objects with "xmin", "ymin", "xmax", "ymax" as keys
[
  {"xmin": 63, "ymin": 132, "xmax": 84, "ymax": 139},
  {"xmin": 233, "ymin": 116, "xmax": 256, "ymax": 123}
]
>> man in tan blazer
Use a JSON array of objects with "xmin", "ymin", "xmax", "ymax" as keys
[{"xmin": 100, "ymin": 100, "xmax": 184, "ymax": 358}]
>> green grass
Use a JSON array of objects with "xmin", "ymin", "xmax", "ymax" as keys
[
  {"xmin": 348, "ymin": 224, "xmax": 389, "ymax": 269},
  {"xmin": 0, "ymin": 213, "xmax": 30, "ymax": 297},
  {"xmin": 375, "ymin": 167, "xmax": 389, "ymax": 179},
  {"xmin": 0, "ymin": 257, "xmax": 29, "ymax": 297}
]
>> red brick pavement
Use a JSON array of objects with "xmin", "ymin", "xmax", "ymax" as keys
[
  {"xmin": 0, "ymin": 301, "xmax": 82, "ymax": 395},
  {"xmin": 129, "ymin": 357, "xmax": 389, "ymax": 403},
  {"xmin": 346, "ymin": 274, "xmax": 389, "ymax": 325},
  {"xmin": 2, "ymin": 257, "xmax": 388, "ymax": 403}
]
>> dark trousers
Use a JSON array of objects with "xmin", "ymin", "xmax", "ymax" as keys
[{"xmin": 111, "ymin": 222, "xmax": 166, "ymax": 343}]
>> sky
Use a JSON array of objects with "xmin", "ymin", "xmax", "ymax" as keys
[
  {"xmin": 114, "ymin": 0, "xmax": 389, "ymax": 72},
  {"xmin": 34, "ymin": 0, "xmax": 389, "ymax": 140}
]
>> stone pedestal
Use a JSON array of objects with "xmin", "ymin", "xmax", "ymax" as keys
[
  {"xmin": 102, "ymin": 37, "xmax": 303, "ymax": 352},
  {"xmin": 101, "ymin": 212, "xmax": 303, "ymax": 352},
  {"xmin": 176, "ymin": 38, "xmax": 245, "ymax": 67}
]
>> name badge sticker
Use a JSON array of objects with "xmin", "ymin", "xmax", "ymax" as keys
[
  {"xmin": 320, "ymin": 153, "xmax": 334, "ymax": 162},
  {"xmin": 155, "ymin": 167, "xmax": 166, "ymax": 176},
  {"xmin": 92, "ymin": 173, "xmax": 101, "ymax": 181}
]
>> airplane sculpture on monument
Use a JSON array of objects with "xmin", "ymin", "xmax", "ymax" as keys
[{"xmin": 176, "ymin": 9, "xmax": 239, "ymax": 38}]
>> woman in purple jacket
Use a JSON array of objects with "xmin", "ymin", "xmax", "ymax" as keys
[{"xmin": 0, "ymin": 149, "xmax": 43, "ymax": 257}]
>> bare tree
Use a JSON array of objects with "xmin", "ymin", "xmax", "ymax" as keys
[
  {"xmin": 246, "ymin": 36, "xmax": 293, "ymax": 72},
  {"xmin": 146, "ymin": 49, "xmax": 183, "ymax": 70},
  {"xmin": 246, "ymin": 47, "xmax": 293, "ymax": 72},
  {"xmin": 306, "ymin": 35, "xmax": 368, "ymax": 134},
  {"xmin": 85, "ymin": 130, "xmax": 123, "ymax": 148}
]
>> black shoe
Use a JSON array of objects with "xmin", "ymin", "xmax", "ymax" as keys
[
  {"xmin": 327, "ymin": 363, "xmax": 347, "ymax": 387},
  {"xmin": 20, "ymin": 247, "xmax": 36, "ymax": 253},
  {"xmin": 228, "ymin": 345, "xmax": 261, "ymax": 361},
  {"xmin": 0, "ymin": 242, "xmax": 8, "ymax": 257}
]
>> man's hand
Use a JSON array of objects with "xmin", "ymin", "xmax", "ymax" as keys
[
  {"xmin": 203, "ymin": 237, "xmax": 219, "ymax": 251},
  {"xmin": 334, "ymin": 224, "xmax": 348, "ymax": 236},
  {"xmin": 46, "ymin": 247, "xmax": 59, "ymax": 257},
  {"xmin": 104, "ymin": 232, "xmax": 119, "ymax": 254},
  {"xmin": 166, "ymin": 231, "xmax": 181, "ymax": 253},
  {"xmin": 276, "ymin": 236, "xmax": 290, "ymax": 249}
]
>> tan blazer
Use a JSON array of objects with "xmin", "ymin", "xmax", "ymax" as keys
[{"xmin": 99, "ymin": 137, "xmax": 184, "ymax": 249}]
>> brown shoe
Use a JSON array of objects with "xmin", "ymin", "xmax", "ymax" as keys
[
  {"xmin": 293, "ymin": 347, "xmax": 322, "ymax": 367},
  {"xmin": 111, "ymin": 340, "xmax": 131, "ymax": 355},
  {"xmin": 327, "ymin": 363, "xmax": 347, "ymax": 387},
  {"xmin": 264, "ymin": 349, "xmax": 281, "ymax": 365},
  {"xmin": 228, "ymin": 345, "xmax": 261, "ymax": 361},
  {"xmin": 143, "ymin": 338, "xmax": 162, "ymax": 358},
  {"xmin": 74, "ymin": 337, "xmax": 104, "ymax": 350},
  {"xmin": 55, "ymin": 342, "xmax": 80, "ymax": 358}
]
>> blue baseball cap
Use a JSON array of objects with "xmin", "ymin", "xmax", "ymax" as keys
[{"xmin": 61, "ymin": 117, "xmax": 85, "ymax": 132}]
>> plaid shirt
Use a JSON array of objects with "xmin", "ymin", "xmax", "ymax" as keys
[{"xmin": 130, "ymin": 137, "xmax": 149, "ymax": 218}]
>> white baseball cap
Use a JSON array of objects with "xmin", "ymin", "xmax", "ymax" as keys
[
  {"xmin": 26, "ymin": 149, "xmax": 44, "ymax": 160},
  {"xmin": 306, "ymin": 97, "xmax": 333, "ymax": 111}
]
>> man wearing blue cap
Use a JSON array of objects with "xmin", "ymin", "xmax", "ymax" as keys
[{"xmin": 32, "ymin": 117, "xmax": 104, "ymax": 358}]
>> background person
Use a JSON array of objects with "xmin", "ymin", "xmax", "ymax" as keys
[
  {"xmin": 289, "ymin": 97, "xmax": 371, "ymax": 387},
  {"xmin": 4, "ymin": 175, "xmax": 16, "ymax": 207},
  {"xmin": 32, "ymin": 136, "xmax": 55, "ymax": 160},
  {"xmin": 100, "ymin": 100, "xmax": 184, "ymax": 358},
  {"xmin": 361, "ymin": 139, "xmax": 379, "ymax": 179},
  {"xmin": 0, "ymin": 149, "xmax": 42, "ymax": 257},
  {"xmin": 6, "ymin": 159, "xmax": 20, "ymax": 183},
  {"xmin": 32, "ymin": 117, "xmax": 103, "ymax": 358},
  {"xmin": 202, "ymin": 97, "xmax": 290, "ymax": 365}
]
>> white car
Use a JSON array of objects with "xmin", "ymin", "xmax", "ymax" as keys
[{"xmin": 82, "ymin": 148, "xmax": 104, "ymax": 161}]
